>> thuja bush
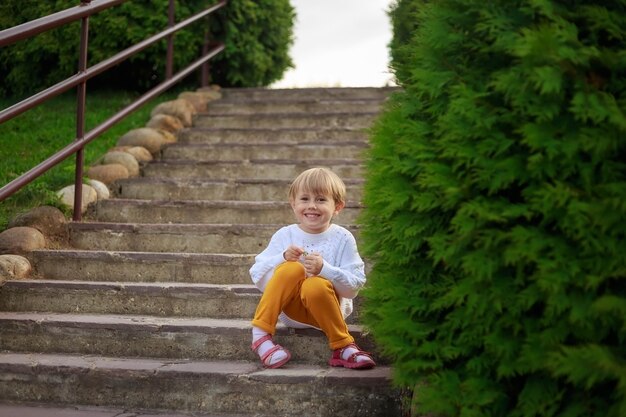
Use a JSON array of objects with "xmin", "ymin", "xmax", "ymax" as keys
[
  {"xmin": 360, "ymin": 1, "xmax": 626, "ymax": 416},
  {"xmin": 0, "ymin": 0, "xmax": 294, "ymax": 96}
]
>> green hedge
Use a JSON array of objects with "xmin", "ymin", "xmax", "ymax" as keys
[
  {"xmin": 360, "ymin": 1, "xmax": 626, "ymax": 416},
  {"xmin": 0, "ymin": 0, "xmax": 294, "ymax": 96}
]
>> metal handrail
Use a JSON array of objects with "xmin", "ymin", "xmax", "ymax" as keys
[
  {"xmin": 0, "ymin": 0, "xmax": 227, "ymax": 220},
  {"xmin": 0, "ymin": 0, "xmax": 127, "ymax": 46}
]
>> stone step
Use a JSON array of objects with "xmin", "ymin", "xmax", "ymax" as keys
[
  {"xmin": 0, "ymin": 403, "xmax": 243, "ymax": 417},
  {"xmin": 29, "ymin": 250, "xmax": 254, "ymax": 284},
  {"xmin": 0, "ymin": 312, "xmax": 377, "ymax": 365},
  {"xmin": 215, "ymin": 86, "xmax": 399, "ymax": 101},
  {"xmin": 0, "ymin": 278, "xmax": 363, "ymax": 324},
  {"xmin": 88, "ymin": 200, "xmax": 361, "ymax": 225},
  {"xmin": 204, "ymin": 98, "xmax": 383, "ymax": 115},
  {"xmin": 0, "ymin": 353, "xmax": 401, "ymax": 416},
  {"xmin": 141, "ymin": 159, "xmax": 363, "ymax": 180},
  {"xmin": 193, "ymin": 112, "xmax": 377, "ymax": 129},
  {"xmin": 113, "ymin": 177, "xmax": 364, "ymax": 202},
  {"xmin": 0, "ymin": 280, "xmax": 259, "ymax": 319},
  {"xmin": 69, "ymin": 222, "xmax": 360, "ymax": 254},
  {"xmin": 180, "ymin": 128, "xmax": 369, "ymax": 145},
  {"xmin": 161, "ymin": 142, "xmax": 368, "ymax": 161}
]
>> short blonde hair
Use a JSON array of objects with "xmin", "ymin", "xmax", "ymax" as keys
[{"xmin": 288, "ymin": 167, "xmax": 346, "ymax": 204}]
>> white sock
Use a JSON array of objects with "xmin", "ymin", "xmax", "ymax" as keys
[
  {"xmin": 252, "ymin": 326, "xmax": 288, "ymax": 366},
  {"xmin": 341, "ymin": 345, "xmax": 370, "ymax": 363}
]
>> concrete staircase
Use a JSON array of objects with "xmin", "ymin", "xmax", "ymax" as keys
[{"xmin": 0, "ymin": 87, "xmax": 403, "ymax": 416}]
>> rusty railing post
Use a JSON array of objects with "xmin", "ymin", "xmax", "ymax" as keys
[
  {"xmin": 166, "ymin": 0, "xmax": 175, "ymax": 79},
  {"xmin": 73, "ymin": 0, "xmax": 91, "ymax": 221}
]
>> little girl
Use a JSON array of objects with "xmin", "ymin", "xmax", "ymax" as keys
[{"xmin": 249, "ymin": 167, "xmax": 375, "ymax": 369}]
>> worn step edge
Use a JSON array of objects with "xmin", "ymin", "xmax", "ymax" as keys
[
  {"xmin": 114, "ymin": 177, "xmax": 365, "ymax": 188},
  {"xmin": 195, "ymin": 111, "xmax": 380, "ymax": 119},
  {"xmin": 68, "ymin": 221, "xmax": 296, "ymax": 237},
  {"xmin": 67, "ymin": 222, "xmax": 359, "ymax": 254},
  {"xmin": 193, "ymin": 115, "xmax": 377, "ymax": 130},
  {"xmin": 65, "ymin": 233, "xmax": 268, "ymax": 254},
  {"xmin": 0, "ymin": 312, "xmax": 363, "ymax": 336},
  {"xmin": 180, "ymin": 127, "xmax": 370, "ymax": 135},
  {"xmin": 91, "ymin": 199, "xmax": 362, "ymax": 209},
  {"xmin": 178, "ymin": 128, "xmax": 370, "ymax": 145},
  {"xmin": 0, "ymin": 279, "xmax": 362, "ymax": 323},
  {"xmin": 0, "ymin": 280, "xmax": 258, "ymax": 319},
  {"xmin": 0, "ymin": 352, "xmax": 393, "ymax": 386},
  {"xmin": 0, "ymin": 312, "xmax": 379, "ymax": 364},
  {"xmin": 30, "ymin": 249, "xmax": 255, "ymax": 264},
  {"xmin": 182, "ymin": 127, "xmax": 369, "ymax": 133},
  {"xmin": 144, "ymin": 158, "xmax": 363, "ymax": 166},
  {"xmin": 0, "ymin": 402, "xmax": 246, "ymax": 417},
  {"xmin": 70, "ymin": 221, "xmax": 294, "ymax": 233},
  {"xmin": 29, "ymin": 250, "xmax": 255, "ymax": 284},
  {"xmin": 139, "ymin": 161, "xmax": 364, "ymax": 182},
  {"xmin": 67, "ymin": 222, "xmax": 360, "ymax": 239},
  {"xmin": 110, "ymin": 177, "xmax": 365, "ymax": 189},
  {"xmin": 203, "ymin": 104, "xmax": 382, "ymax": 116},
  {"xmin": 210, "ymin": 97, "xmax": 387, "ymax": 104},
  {"xmin": 160, "ymin": 142, "xmax": 368, "ymax": 157},
  {"xmin": 87, "ymin": 202, "xmax": 361, "ymax": 226},
  {"xmin": 88, "ymin": 200, "xmax": 362, "ymax": 224},
  {"xmin": 0, "ymin": 353, "xmax": 400, "ymax": 416},
  {"xmin": 218, "ymin": 86, "xmax": 399, "ymax": 92},
  {"xmin": 208, "ymin": 102, "xmax": 384, "ymax": 114},
  {"xmin": 163, "ymin": 141, "xmax": 368, "ymax": 149},
  {"xmin": 112, "ymin": 177, "xmax": 364, "ymax": 202},
  {"xmin": 1, "ymin": 279, "xmax": 257, "ymax": 295},
  {"xmin": 215, "ymin": 86, "xmax": 400, "ymax": 100}
]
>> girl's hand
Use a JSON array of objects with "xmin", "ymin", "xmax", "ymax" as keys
[
  {"xmin": 283, "ymin": 245, "xmax": 305, "ymax": 262},
  {"xmin": 303, "ymin": 252, "xmax": 323, "ymax": 277}
]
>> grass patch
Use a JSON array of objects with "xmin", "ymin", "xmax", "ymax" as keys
[{"xmin": 0, "ymin": 87, "xmax": 181, "ymax": 228}]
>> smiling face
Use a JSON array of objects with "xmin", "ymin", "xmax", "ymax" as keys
[
  {"xmin": 291, "ymin": 189, "xmax": 345, "ymax": 234},
  {"xmin": 288, "ymin": 168, "xmax": 347, "ymax": 234}
]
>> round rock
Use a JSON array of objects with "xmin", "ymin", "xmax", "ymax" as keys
[
  {"xmin": 87, "ymin": 179, "xmax": 110, "ymax": 200},
  {"xmin": 0, "ymin": 227, "xmax": 46, "ymax": 255},
  {"xmin": 151, "ymin": 99, "xmax": 196, "ymax": 127},
  {"xmin": 158, "ymin": 129, "xmax": 177, "ymax": 144},
  {"xmin": 146, "ymin": 114, "xmax": 184, "ymax": 133},
  {"xmin": 124, "ymin": 146, "xmax": 153, "ymax": 162},
  {"xmin": 57, "ymin": 184, "xmax": 98, "ymax": 213},
  {"xmin": 110, "ymin": 146, "xmax": 153, "ymax": 163},
  {"xmin": 87, "ymin": 164, "xmax": 130, "ymax": 184},
  {"xmin": 117, "ymin": 128, "xmax": 168, "ymax": 154},
  {"xmin": 0, "ymin": 254, "xmax": 32, "ymax": 281},
  {"xmin": 8, "ymin": 206, "xmax": 68, "ymax": 242},
  {"xmin": 178, "ymin": 92, "xmax": 209, "ymax": 112},
  {"xmin": 102, "ymin": 151, "xmax": 140, "ymax": 177}
]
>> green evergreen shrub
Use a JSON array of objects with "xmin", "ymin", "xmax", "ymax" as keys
[
  {"xmin": 360, "ymin": 1, "xmax": 626, "ymax": 416},
  {"xmin": 0, "ymin": 0, "xmax": 294, "ymax": 96}
]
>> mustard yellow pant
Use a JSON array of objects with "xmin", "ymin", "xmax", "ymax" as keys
[{"xmin": 251, "ymin": 261, "xmax": 354, "ymax": 350}]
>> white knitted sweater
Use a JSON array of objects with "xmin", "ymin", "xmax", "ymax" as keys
[{"xmin": 249, "ymin": 224, "xmax": 366, "ymax": 328}]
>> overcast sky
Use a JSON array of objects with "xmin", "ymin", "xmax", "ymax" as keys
[{"xmin": 271, "ymin": 0, "xmax": 396, "ymax": 88}]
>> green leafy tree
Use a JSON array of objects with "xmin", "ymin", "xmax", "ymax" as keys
[
  {"xmin": 0, "ymin": 0, "xmax": 294, "ymax": 96},
  {"xmin": 360, "ymin": 1, "xmax": 626, "ymax": 416},
  {"xmin": 209, "ymin": 0, "xmax": 295, "ymax": 87}
]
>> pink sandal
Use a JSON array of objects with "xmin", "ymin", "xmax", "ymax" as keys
[
  {"xmin": 329, "ymin": 343, "xmax": 376, "ymax": 369},
  {"xmin": 251, "ymin": 334, "xmax": 291, "ymax": 369}
]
